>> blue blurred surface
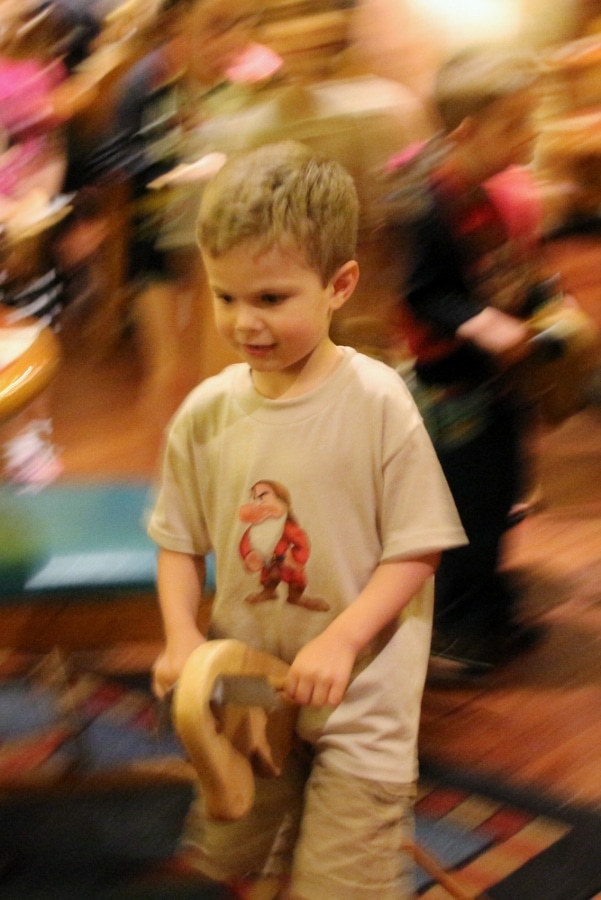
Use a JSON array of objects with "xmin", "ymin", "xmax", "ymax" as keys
[{"xmin": 0, "ymin": 483, "xmax": 216, "ymax": 601}]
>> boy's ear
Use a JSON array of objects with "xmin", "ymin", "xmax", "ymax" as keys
[{"xmin": 329, "ymin": 260, "xmax": 360, "ymax": 311}]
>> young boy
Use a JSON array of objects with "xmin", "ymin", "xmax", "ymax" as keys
[
  {"xmin": 147, "ymin": 140, "xmax": 465, "ymax": 899},
  {"xmin": 385, "ymin": 47, "xmax": 555, "ymax": 673}
]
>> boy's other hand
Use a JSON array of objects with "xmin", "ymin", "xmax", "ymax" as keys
[
  {"xmin": 152, "ymin": 631, "xmax": 207, "ymax": 698},
  {"xmin": 286, "ymin": 632, "xmax": 356, "ymax": 708}
]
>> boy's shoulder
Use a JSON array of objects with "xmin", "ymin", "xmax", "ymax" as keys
[
  {"xmin": 172, "ymin": 362, "xmax": 244, "ymax": 418},
  {"xmin": 347, "ymin": 346, "xmax": 398, "ymax": 380},
  {"xmin": 341, "ymin": 347, "xmax": 417, "ymax": 406}
]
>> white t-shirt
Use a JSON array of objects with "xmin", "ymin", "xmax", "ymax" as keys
[{"xmin": 148, "ymin": 347, "xmax": 465, "ymax": 781}]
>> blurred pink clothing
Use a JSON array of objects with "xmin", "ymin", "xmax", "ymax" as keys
[
  {"xmin": 485, "ymin": 164, "xmax": 543, "ymax": 255},
  {"xmin": 387, "ymin": 141, "xmax": 543, "ymax": 254},
  {"xmin": 0, "ymin": 56, "xmax": 66, "ymax": 196}
]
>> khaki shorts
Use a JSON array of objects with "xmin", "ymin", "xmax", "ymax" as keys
[{"xmin": 182, "ymin": 743, "xmax": 417, "ymax": 900}]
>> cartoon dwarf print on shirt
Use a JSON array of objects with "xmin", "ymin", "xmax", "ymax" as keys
[{"xmin": 238, "ymin": 480, "xmax": 330, "ymax": 612}]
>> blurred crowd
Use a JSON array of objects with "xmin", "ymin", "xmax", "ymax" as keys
[
  {"xmin": 0, "ymin": 0, "xmax": 282, "ymax": 487},
  {"xmin": 0, "ymin": 0, "xmax": 433, "ymax": 489},
  {"xmin": 1, "ymin": 0, "xmax": 601, "ymax": 493}
]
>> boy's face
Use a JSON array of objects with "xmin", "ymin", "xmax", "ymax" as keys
[
  {"xmin": 467, "ymin": 89, "xmax": 538, "ymax": 179},
  {"xmin": 204, "ymin": 239, "xmax": 354, "ymax": 398}
]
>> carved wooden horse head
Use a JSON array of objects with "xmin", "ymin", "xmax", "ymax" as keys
[{"xmin": 173, "ymin": 638, "xmax": 298, "ymax": 821}]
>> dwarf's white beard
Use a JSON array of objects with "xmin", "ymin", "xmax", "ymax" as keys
[{"xmin": 247, "ymin": 513, "xmax": 287, "ymax": 558}]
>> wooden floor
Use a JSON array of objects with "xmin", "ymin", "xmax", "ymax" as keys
[{"xmin": 34, "ymin": 228, "xmax": 601, "ymax": 816}]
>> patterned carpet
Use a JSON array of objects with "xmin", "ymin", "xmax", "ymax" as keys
[
  {"xmin": 2, "ymin": 651, "xmax": 601, "ymax": 899},
  {"xmin": 417, "ymin": 763, "xmax": 601, "ymax": 899}
]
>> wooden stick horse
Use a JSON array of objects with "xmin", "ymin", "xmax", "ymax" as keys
[{"xmin": 173, "ymin": 638, "xmax": 484, "ymax": 900}]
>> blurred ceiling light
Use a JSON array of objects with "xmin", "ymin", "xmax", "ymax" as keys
[{"xmin": 410, "ymin": 0, "xmax": 523, "ymax": 47}]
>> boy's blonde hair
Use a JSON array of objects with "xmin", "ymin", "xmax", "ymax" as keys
[
  {"xmin": 434, "ymin": 46, "xmax": 539, "ymax": 132},
  {"xmin": 197, "ymin": 141, "xmax": 359, "ymax": 284}
]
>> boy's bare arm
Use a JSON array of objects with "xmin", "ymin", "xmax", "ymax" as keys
[
  {"xmin": 152, "ymin": 547, "xmax": 207, "ymax": 698},
  {"xmin": 285, "ymin": 552, "xmax": 440, "ymax": 709}
]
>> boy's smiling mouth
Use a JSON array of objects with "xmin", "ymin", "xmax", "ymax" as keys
[{"xmin": 243, "ymin": 343, "xmax": 276, "ymax": 356}]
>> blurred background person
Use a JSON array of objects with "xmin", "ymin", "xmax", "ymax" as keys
[
  {"xmin": 0, "ymin": 1, "xmax": 73, "ymax": 489},
  {"xmin": 382, "ymin": 47, "xmax": 561, "ymax": 674},
  {"xmin": 84, "ymin": 0, "xmax": 280, "ymax": 426}
]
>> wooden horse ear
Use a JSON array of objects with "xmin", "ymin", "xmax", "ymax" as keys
[{"xmin": 173, "ymin": 639, "xmax": 298, "ymax": 821}]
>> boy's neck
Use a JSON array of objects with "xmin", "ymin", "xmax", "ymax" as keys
[{"xmin": 251, "ymin": 339, "xmax": 344, "ymax": 400}]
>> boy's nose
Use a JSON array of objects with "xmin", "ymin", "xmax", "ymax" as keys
[{"xmin": 234, "ymin": 305, "xmax": 263, "ymax": 333}]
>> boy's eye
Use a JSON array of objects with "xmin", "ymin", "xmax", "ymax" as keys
[
  {"xmin": 260, "ymin": 293, "xmax": 282, "ymax": 305},
  {"xmin": 215, "ymin": 292, "xmax": 234, "ymax": 304}
]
